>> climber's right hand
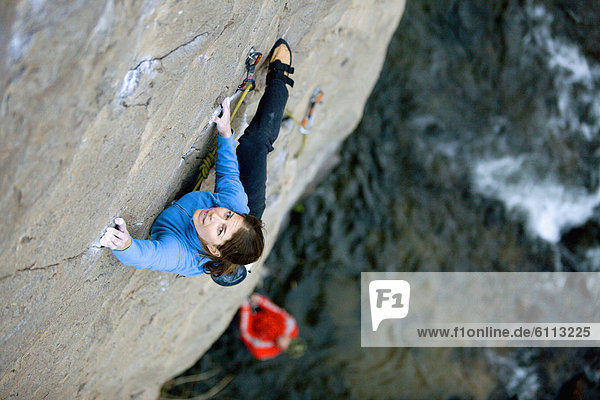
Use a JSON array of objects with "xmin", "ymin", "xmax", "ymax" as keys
[
  {"xmin": 100, "ymin": 218, "xmax": 132, "ymax": 251},
  {"xmin": 212, "ymin": 97, "xmax": 232, "ymax": 138}
]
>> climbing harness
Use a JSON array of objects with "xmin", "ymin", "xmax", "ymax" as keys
[
  {"xmin": 193, "ymin": 47, "xmax": 262, "ymax": 192},
  {"xmin": 285, "ymin": 87, "xmax": 323, "ymax": 158}
]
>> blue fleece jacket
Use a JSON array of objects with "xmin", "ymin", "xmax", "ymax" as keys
[{"xmin": 111, "ymin": 134, "xmax": 250, "ymax": 276}]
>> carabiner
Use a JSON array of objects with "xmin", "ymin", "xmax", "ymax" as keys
[{"xmin": 238, "ymin": 47, "xmax": 262, "ymax": 91}]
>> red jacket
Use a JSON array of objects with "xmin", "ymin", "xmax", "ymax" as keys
[{"xmin": 239, "ymin": 294, "xmax": 298, "ymax": 360}]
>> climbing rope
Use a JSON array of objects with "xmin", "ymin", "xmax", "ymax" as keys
[
  {"xmin": 284, "ymin": 109, "xmax": 301, "ymax": 125},
  {"xmin": 193, "ymin": 48, "xmax": 262, "ymax": 191}
]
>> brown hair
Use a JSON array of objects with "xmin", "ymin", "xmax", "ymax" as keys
[{"xmin": 202, "ymin": 213, "xmax": 264, "ymax": 276}]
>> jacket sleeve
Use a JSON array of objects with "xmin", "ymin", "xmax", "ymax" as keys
[
  {"xmin": 110, "ymin": 236, "xmax": 184, "ymax": 273},
  {"xmin": 214, "ymin": 134, "xmax": 249, "ymax": 213}
]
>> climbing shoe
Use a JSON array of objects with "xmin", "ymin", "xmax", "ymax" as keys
[{"xmin": 267, "ymin": 38, "xmax": 294, "ymax": 87}]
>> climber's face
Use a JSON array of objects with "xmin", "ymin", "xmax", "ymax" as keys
[{"xmin": 193, "ymin": 207, "xmax": 244, "ymax": 257}]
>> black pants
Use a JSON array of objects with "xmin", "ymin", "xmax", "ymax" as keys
[{"xmin": 237, "ymin": 77, "xmax": 289, "ymax": 219}]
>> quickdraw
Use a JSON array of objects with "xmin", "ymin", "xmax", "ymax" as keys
[
  {"xmin": 193, "ymin": 48, "xmax": 262, "ymax": 191},
  {"xmin": 300, "ymin": 87, "xmax": 324, "ymax": 134},
  {"xmin": 286, "ymin": 87, "xmax": 324, "ymax": 158},
  {"xmin": 238, "ymin": 47, "xmax": 262, "ymax": 91}
]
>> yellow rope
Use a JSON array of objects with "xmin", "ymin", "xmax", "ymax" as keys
[
  {"xmin": 192, "ymin": 85, "xmax": 252, "ymax": 191},
  {"xmin": 294, "ymin": 135, "xmax": 307, "ymax": 159},
  {"xmin": 284, "ymin": 108, "xmax": 301, "ymax": 125},
  {"xmin": 231, "ymin": 84, "xmax": 252, "ymax": 120},
  {"xmin": 284, "ymin": 109, "xmax": 309, "ymax": 158}
]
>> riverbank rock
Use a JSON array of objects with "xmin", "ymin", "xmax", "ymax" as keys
[{"xmin": 0, "ymin": 0, "xmax": 405, "ymax": 398}]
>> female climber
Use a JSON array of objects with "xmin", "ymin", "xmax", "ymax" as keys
[{"xmin": 99, "ymin": 38, "xmax": 295, "ymax": 281}]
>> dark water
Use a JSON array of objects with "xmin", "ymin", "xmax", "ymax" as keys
[{"xmin": 164, "ymin": 0, "xmax": 600, "ymax": 398}]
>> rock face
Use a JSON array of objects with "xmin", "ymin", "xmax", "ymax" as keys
[{"xmin": 0, "ymin": 0, "xmax": 405, "ymax": 398}]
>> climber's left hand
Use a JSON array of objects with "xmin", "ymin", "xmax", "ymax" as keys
[{"xmin": 100, "ymin": 218, "xmax": 132, "ymax": 251}]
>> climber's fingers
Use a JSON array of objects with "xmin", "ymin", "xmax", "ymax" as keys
[
  {"xmin": 100, "ymin": 221, "xmax": 132, "ymax": 251},
  {"xmin": 221, "ymin": 96, "xmax": 231, "ymax": 120},
  {"xmin": 109, "ymin": 233, "xmax": 123, "ymax": 249},
  {"xmin": 100, "ymin": 230, "xmax": 118, "ymax": 249},
  {"xmin": 114, "ymin": 217, "xmax": 129, "ymax": 234},
  {"xmin": 212, "ymin": 97, "xmax": 232, "ymax": 138},
  {"xmin": 106, "ymin": 227, "xmax": 127, "ymax": 242}
]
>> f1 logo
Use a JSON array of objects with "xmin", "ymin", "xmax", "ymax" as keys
[{"xmin": 369, "ymin": 280, "xmax": 410, "ymax": 331}]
